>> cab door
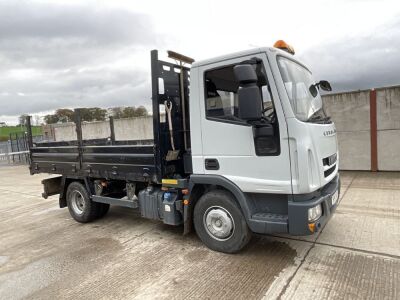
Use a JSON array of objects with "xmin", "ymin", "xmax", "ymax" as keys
[{"xmin": 196, "ymin": 53, "xmax": 292, "ymax": 194}]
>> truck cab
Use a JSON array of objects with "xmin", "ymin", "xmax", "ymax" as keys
[
  {"xmin": 178, "ymin": 44, "xmax": 339, "ymax": 251},
  {"xmin": 28, "ymin": 42, "xmax": 340, "ymax": 253}
]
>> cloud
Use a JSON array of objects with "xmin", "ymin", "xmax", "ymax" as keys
[
  {"xmin": 299, "ymin": 17, "xmax": 400, "ymax": 92},
  {"xmin": 0, "ymin": 68, "xmax": 150, "ymax": 115},
  {"xmin": 0, "ymin": 2, "xmax": 151, "ymax": 42},
  {"xmin": 0, "ymin": 0, "xmax": 399, "ymax": 123},
  {"xmin": 0, "ymin": 1, "xmax": 161, "ymax": 118},
  {"xmin": 0, "ymin": 2, "xmax": 160, "ymax": 68}
]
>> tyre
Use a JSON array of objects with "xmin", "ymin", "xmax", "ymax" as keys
[
  {"xmin": 66, "ymin": 181, "xmax": 100, "ymax": 223},
  {"xmin": 193, "ymin": 189, "xmax": 251, "ymax": 253}
]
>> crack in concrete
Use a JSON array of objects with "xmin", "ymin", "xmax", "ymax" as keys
[
  {"xmin": 275, "ymin": 173, "xmax": 358, "ymax": 299},
  {"xmin": 276, "ymin": 241, "xmax": 315, "ymax": 300}
]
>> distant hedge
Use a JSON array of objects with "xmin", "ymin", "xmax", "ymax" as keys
[{"xmin": 0, "ymin": 126, "xmax": 42, "ymax": 141}]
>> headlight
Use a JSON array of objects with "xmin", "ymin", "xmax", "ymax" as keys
[{"xmin": 308, "ymin": 204, "xmax": 322, "ymax": 222}]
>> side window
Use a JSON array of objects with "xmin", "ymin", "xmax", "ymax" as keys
[
  {"xmin": 204, "ymin": 61, "xmax": 280, "ymax": 156},
  {"xmin": 262, "ymin": 85, "xmax": 275, "ymax": 120},
  {"xmin": 204, "ymin": 63, "xmax": 275, "ymax": 123},
  {"xmin": 205, "ymin": 66, "xmax": 241, "ymax": 122}
]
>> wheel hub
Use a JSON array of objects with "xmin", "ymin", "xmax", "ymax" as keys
[
  {"xmin": 204, "ymin": 206, "xmax": 235, "ymax": 241},
  {"xmin": 71, "ymin": 190, "xmax": 85, "ymax": 215}
]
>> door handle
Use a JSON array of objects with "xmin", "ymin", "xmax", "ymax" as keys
[{"xmin": 205, "ymin": 159, "xmax": 219, "ymax": 170}]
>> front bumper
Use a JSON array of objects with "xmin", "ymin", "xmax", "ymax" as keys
[{"xmin": 288, "ymin": 174, "xmax": 340, "ymax": 235}]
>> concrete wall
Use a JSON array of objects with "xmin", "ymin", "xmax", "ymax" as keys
[
  {"xmin": 114, "ymin": 117, "xmax": 153, "ymax": 140},
  {"xmin": 48, "ymin": 85, "xmax": 400, "ymax": 171},
  {"xmin": 52, "ymin": 116, "xmax": 153, "ymax": 141},
  {"xmin": 376, "ymin": 86, "xmax": 400, "ymax": 171},
  {"xmin": 323, "ymin": 85, "xmax": 400, "ymax": 171},
  {"xmin": 53, "ymin": 123, "xmax": 77, "ymax": 141},
  {"xmin": 323, "ymin": 90, "xmax": 371, "ymax": 170}
]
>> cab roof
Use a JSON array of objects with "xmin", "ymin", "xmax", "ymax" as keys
[{"xmin": 191, "ymin": 46, "xmax": 301, "ymax": 68}]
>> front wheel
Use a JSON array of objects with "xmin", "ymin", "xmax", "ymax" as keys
[{"xmin": 193, "ymin": 190, "xmax": 251, "ymax": 253}]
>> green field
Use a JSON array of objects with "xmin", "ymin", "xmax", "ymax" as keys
[{"xmin": 0, "ymin": 126, "xmax": 42, "ymax": 141}]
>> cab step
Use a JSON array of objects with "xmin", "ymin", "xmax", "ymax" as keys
[
  {"xmin": 249, "ymin": 213, "xmax": 288, "ymax": 233},
  {"xmin": 252, "ymin": 213, "xmax": 288, "ymax": 222}
]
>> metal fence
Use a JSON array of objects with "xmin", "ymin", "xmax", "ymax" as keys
[{"xmin": 0, "ymin": 133, "xmax": 44, "ymax": 165}]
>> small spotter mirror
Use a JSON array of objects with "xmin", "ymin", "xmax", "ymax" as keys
[
  {"xmin": 309, "ymin": 80, "xmax": 332, "ymax": 97},
  {"xmin": 319, "ymin": 80, "xmax": 332, "ymax": 92}
]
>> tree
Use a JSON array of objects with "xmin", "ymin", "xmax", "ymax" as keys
[
  {"xmin": 34, "ymin": 115, "xmax": 41, "ymax": 126},
  {"xmin": 122, "ymin": 107, "xmax": 136, "ymax": 118},
  {"xmin": 55, "ymin": 109, "xmax": 74, "ymax": 123},
  {"xmin": 90, "ymin": 107, "xmax": 107, "ymax": 121},
  {"xmin": 43, "ymin": 106, "xmax": 114, "ymax": 124},
  {"xmin": 110, "ymin": 107, "xmax": 124, "ymax": 119},
  {"xmin": 44, "ymin": 108, "xmax": 74, "ymax": 124},
  {"xmin": 77, "ymin": 107, "xmax": 107, "ymax": 122},
  {"xmin": 134, "ymin": 106, "xmax": 148, "ymax": 117},
  {"xmin": 111, "ymin": 106, "xmax": 148, "ymax": 119},
  {"xmin": 44, "ymin": 114, "xmax": 59, "ymax": 124},
  {"xmin": 18, "ymin": 114, "xmax": 29, "ymax": 126},
  {"xmin": 43, "ymin": 107, "xmax": 108, "ymax": 124}
]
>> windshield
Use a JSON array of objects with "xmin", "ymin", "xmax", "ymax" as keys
[{"xmin": 278, "ymin": 56, "xmax": 327, "ymax": 122}]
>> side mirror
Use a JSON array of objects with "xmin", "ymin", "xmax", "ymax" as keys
[
  {"xmin": 233, "ymin": 64, "xmax": 262, "ymax": 121},
  {"xmin": 319, "ymin": 80, "xmax": 332, "ymax": 91},
  {"xmin": 309, "ymin": 80, "xmax": 332, "ymax": 97}
]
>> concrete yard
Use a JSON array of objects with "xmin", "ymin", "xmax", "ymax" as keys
[{"xmin": 0, "ymin": 165, "xmax": 399, "ymax": 299}]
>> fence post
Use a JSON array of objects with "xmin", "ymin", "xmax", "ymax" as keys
[
  {"xmin": 16, "ymin": 132, "xmax": 21, "ymax": 162},
  {"xmin": 6, "ymin": 141, "xmax": 10, "ymax": 164},
  {"xmin": 9, "ymin": 133, "xmax": 15, "ymax": 163},
  {"xmin": 26, "ymin": 115, "xmax": 33, "ymax": 149},
  {"xmin": 26, "ymin": 116, "xmax": 33, "ymax": 165}
]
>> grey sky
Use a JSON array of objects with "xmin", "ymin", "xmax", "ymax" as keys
[
  {"xmin": 0, "ymin": 0, "xmax": 400, "ymax": 124},
  {"xmin": 301, "ymin": 18, "xmax": 400, "ymax": 92}
]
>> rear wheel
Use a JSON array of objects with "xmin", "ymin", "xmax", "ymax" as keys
[
  {"xmin": 66, "ymin": 181, "xmax": 100, "ymax": 223},
  {"xmin": 193, "ymin": 190, "xmax": 251, "ymax": 253}
]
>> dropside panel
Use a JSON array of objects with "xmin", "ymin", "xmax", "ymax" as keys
[{"xmin": 30, "ymin": 140, "xmax": 157, "ymax": 183}]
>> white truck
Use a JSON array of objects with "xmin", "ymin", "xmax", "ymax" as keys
[{"xmin": 27, "ymin": 41, "xmax": 340, "ymax": 253}]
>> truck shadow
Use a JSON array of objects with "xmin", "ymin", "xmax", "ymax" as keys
[
  {"xmin": 26, "ymin": 205, "xmax": 300, "ymax": 299},
  {"xmin": 100, "ymin": 206, "xmax": 298, "ymax": 258}
]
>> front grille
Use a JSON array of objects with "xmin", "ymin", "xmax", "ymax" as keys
[
  {"xmin": 323, "ymin": 153, "xmax": 337, "ymax": 166},
  {"xmin": 324, "ymin": 165, "xmax": 336, "ymax": 177}
]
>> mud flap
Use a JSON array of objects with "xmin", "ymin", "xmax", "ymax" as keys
[{"xmin": 41, "ymin": 176, "xmax": 62, "ymax": 199}]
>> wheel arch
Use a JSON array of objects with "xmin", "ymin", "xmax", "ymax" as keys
[
  {"xmin": 59, "ymin": 176, "xmax": 92, "ymax": 208},
  {"xmin": 184, "ymin": 175, "xmax": 252, "ymax": 234}
]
